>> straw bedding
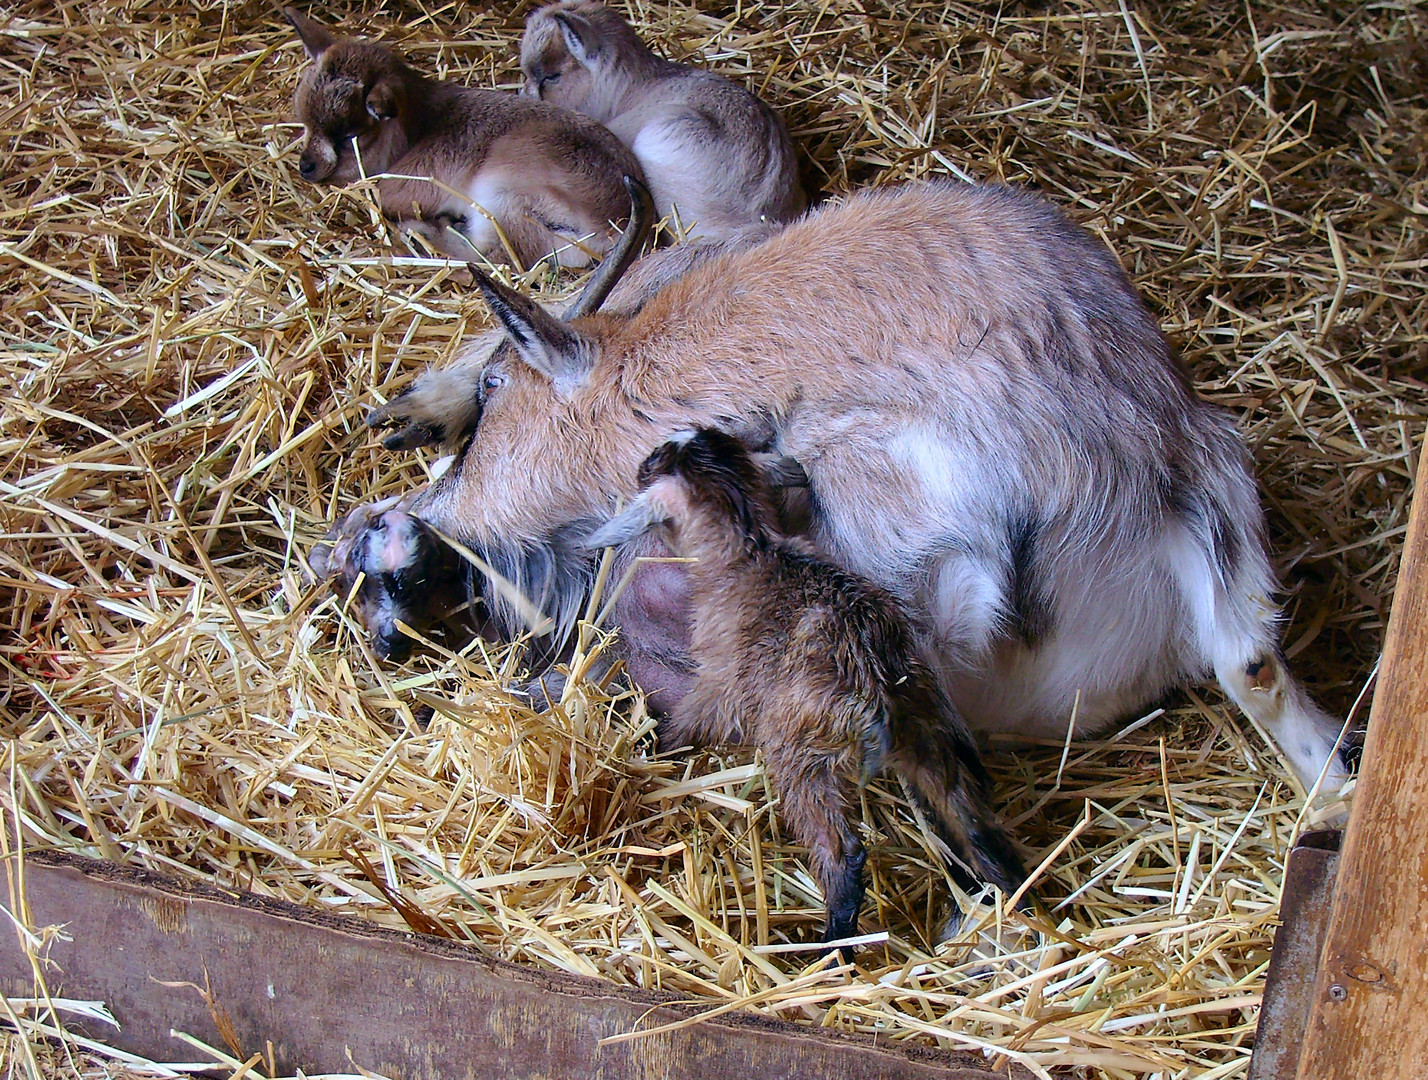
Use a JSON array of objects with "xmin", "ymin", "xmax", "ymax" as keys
[{"xmin": 1, "ymin": 1, "xmax": 1423, "ymax": 1077}]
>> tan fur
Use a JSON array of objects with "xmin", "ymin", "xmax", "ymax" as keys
[
  {"xmin": 323, "ymin": 180, "xmax": 1351, "ymax": 796},
  {"xmin": 419, "ymin": 183, "xmax": 1181, "ymax": 542},
  {"xmin": 520, "ymin": 1, "xmax": 804, "ymax": 239},
  {"xmin": 366, "ymin": 222, "xmax": 779, "ymax": 452},
  {"xmin": 286, "ymin": 8, "xmax": 645, "ymax": 267}
]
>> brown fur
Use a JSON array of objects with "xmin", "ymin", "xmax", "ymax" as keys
[
  {"xmin": 520, "ymin": 1, "xmax": 804, "ymax": 239},
  {"xmin": 589, "ymin": 429, "xmax": 1026, "ymax": 949},
  {"xmin": 318, "ymin": 180, "xmax": 1353, "ymax": 798},
  {"xmin": 286, "ymin": 8, "xmax": 645, "ymax": 267}
]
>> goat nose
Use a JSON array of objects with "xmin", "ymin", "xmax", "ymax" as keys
[{"xmin": 299, "ymin": 158, "xmax": 317, "ymax": 179}]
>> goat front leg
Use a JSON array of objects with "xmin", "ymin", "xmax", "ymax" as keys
[
  {"xmin": 365, "ymin": 342, "xmax": 493, "ymax": 453},
  {"xmin": 661, "ymin": 677, "xmax": 742, "ymax": 752},
  {"xmin": 764, "ymin": 741, "xmax": 868, "ymax": 959},
  {"xmin": 309, "ymin": 495, "xmax": 470, "ymax": 661}
]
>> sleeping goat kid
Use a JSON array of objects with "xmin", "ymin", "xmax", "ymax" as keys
[
  {"xmin": 286, "ymin": 7, "xmax": 645, "ymax": 267},
  {"xmin": 520, "ymin": 1, "xmax": 804, "ymax": 239},
  {"xmin": 585, "ymin": 428, "xmax": 1027, "ymax": 951}
]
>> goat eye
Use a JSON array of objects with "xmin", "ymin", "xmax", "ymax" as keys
[
  {"xmin": 541, "ymin": 72, "xmax": 561, "ymax": 85},
  {"xmin": 481, "ymin": 372, "xmax": 505, "ymax": 397}
]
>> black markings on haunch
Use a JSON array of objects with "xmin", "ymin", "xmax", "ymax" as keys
[
  {"xmin": 1204, "ymin": 493, "xmax": 1240, "ymax": 576},
  {"xmin": 1159, "ymin": 461, "xmax": 1242, "ymax": 582},
  {"xmin": 1006, "ymin": 510, "xmax": 1050, "ymax": 647}
]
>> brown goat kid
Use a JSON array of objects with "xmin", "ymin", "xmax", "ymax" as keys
[
  {"xmin": 586, "ymin": 428, "xmax": 1027, "ymax": 950},
  {"xmin": 520, "ymin": 1, "xmax": 804, "ymax": 239},
  {"xmin": 286, "ymin": 8, "xmax": 644, "ymax": 267}
]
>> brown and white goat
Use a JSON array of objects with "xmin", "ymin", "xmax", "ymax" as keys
[
  {"xmin": 519, "ymin": 1, "xmax": 804, "ymax": 239},
  {"xmin": 319, "ymin": 179, "xmax": 1354, "ymax": 800},
  {"xmin": 585, "ymin": 427, "xmax": 1027, "ymax": 948},
  {"xmin": 286, "ymin": 8, "xmax": 645, "ymax": 267}
]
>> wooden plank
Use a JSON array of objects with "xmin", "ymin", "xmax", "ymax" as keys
[
  {"xmin": 1246, "ymin": 831, "xmax": 1340, "ymax": 1080},
  {"xmin": 1294, "ymin": 451, "xmax": 1428, "ymax": 1080},
  {"xmin": 0, "ymin": 851, "xmax": 1019, "ymax": 1080}
]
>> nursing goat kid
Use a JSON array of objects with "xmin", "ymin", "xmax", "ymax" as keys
[
  {"xmin": 519, "ymin": 1, "xmax": 805, "ymax": 239},
  {"xmin": 319, "ymin": 179, "xmax": 1354, "ymax": 799},
  {"xmin": 585, "ymin": 427, "xmax": 1027, "ymax": 949},
  {"xmin": 286, "ymin": 7, "xmax": 644, "ymax": 267}
]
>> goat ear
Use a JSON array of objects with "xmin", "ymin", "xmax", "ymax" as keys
[
  {"xmin": 553, "ymin": 11, "xmax": 600, "ymax": 65},
  {"xmin": 284, "ymin": 8, "xmax": 336, "ymax": 60},
  {"xmin": 365, "ymin": 75, "xmax": 403, "ymax": 120},
  {"xmin": 469, "ymin": 267, "xmax": 593, "ymax": 394},
  {"xmin": 584, "ymin": 493, "xmax": 667, "ymax": 550}
]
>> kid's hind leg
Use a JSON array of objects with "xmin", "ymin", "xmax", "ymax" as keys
[
  {"xmin": 487, "ymin": 179, "xmax": 613, "ymax": 270},
  {"xmin": 886, "ymin": 687, "xmax": 1027, "ymax": 900},
  {"xmin": 896, "ymin": 762, "xmax": 1027, "ymax": 902},
  {"xmin": 500, "ymin": 202, "xmax": 604, "ymax": 270}
]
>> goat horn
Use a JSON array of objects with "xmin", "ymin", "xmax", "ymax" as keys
[{"xmin": 562, "ymin": 176, "xmax": 654, "ymax": 320}]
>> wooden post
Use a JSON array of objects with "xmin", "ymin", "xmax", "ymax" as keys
[{"xmin": 1293, "ymin": 449, "xmax": 1428, "ymax": 1079}]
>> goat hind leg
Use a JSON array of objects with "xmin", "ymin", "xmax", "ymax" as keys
[
  {"xmin": 1162, "ymin": 521, "xmax": 1352, "ymax": 794},
  {"xmin": 889, "ymin": 741, "xmax": 1026, "ymax": 901}
]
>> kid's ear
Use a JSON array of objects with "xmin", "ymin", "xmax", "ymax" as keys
[
  {"xmin": 552, "ymin": 11, "xmax": 600, "ymax": 65},
  {"xmin": 365, "ymin": 75, "xmax": 403, "ymax": 120},
  {"xmin": 584, "ymin": 491, "xmax": 671, "ymax": 550},
  {"xmin": 284, "ymin": 7, "xmax": 336, "ymax": 61}
]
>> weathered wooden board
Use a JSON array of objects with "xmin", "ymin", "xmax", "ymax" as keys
[
  {"xmin": 1246, "ymin": 831, "xmax": 1339, "ymax": 1080},
  {"xmin": 1293, "ymin": 451, "xmax": 1428, "ymax": 1080},
  {"xmin": 0, "ymin": 851, "xmax": 1019, "ymax": 1080}
]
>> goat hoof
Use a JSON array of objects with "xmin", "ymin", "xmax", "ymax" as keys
[{"xmin": 367, "ymin": 399, "xmax": 443, "ymax": 452}]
